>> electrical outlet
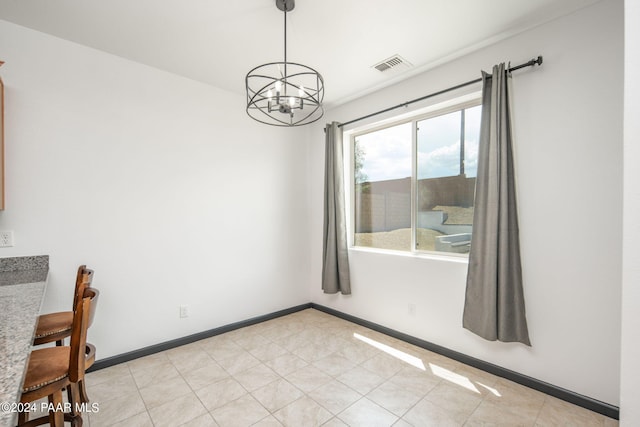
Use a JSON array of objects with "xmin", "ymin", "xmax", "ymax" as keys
[
  {"xmin": 179, "ymin": 305, "xmax": 189, "ymax": 318},
  {"xmin": 0, "ymin": 231, "xmax": 14, "ymax": 247}
]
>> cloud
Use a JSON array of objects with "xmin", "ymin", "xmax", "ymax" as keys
[
  {"xmin": 354, "ymin": 105, "xmax": 481, "ymax": 182},
  {"xmin": 418, "ymin": 141, "xmax": 460, "ymax": 178},
  {"xmin": 464, "ymin": 141, "xmax": 478, "ymax": 177},
  {"xmin": 356, "ymin": 122, "xmax": 412, "ymax": 182}
]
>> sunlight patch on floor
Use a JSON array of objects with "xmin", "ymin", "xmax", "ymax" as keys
[
  {"xmin": 430, "ymin": 363, "xmax": 480, "ymax": 393},
  {"xmin": 353, "ymin": 333, "xmax": 426, "ymax": 370},
  {"xmin": 477, "ymin": 382, "xmax": 502, "ymax": 397},
  {"xmin": 351, "ymin": 332, "xmax": 504, "ymax": 397}
]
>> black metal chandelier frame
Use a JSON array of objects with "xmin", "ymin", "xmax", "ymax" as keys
[{"xmin": 245, "ymin": 0, "xmax": 324, "ymax": 127}]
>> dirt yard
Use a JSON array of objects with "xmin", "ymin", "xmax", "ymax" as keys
[
  {"xmin": 354, "ymin": 228, "xmax": 444, "ymax": 251},
  {"xmin": 354, "ymin": 205, "xmax": 473, "ymax": 251}
]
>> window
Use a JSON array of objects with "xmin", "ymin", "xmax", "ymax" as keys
[{"xmin": 352, "ymin": 100, "xmax": 481, "ymax": 255}]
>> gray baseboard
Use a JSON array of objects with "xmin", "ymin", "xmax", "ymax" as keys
[
  {"xmin": 88, "ymin": 303, "xmax": 312, "ymax": 372},
  {"xmin": 88, "ymin": 302, "xmax": 619, "ymax": 420},
  {"xmin": 310, "ymin": 303, "xmax": 619, "ymax": 420}
]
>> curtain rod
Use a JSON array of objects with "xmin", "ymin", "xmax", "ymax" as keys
[{"xmin": 337, "ymin": 55, "xmax": 543, "ymax": 129}]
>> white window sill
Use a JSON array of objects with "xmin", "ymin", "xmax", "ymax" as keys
[{"xmin": 348, "ymin": 245, "xmax": 469, "ymax": 264}]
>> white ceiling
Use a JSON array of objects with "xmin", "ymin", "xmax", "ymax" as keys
[{"xmin": 0, "ymin": 0, "xmax": 599, "ymax": 108}]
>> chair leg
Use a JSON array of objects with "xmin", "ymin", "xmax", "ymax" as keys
[
  {"xmin": 65, "ymin": 383, "xmax": 83, "ymax": 426},
  {"xmin": 78, "ymin": 379, "xmax": 90, "ymax": 403},
  {"xmin": 17, "ymin": 410, "xmax": 28, "ymax": 425},
  {"xmin": 66, "ymin": 380, "xmax": 88, "ymax": 423},
  {"xmin": 17, "ymin": 406, "xmax": 51, "ymax": 427},
  {"xmin": 48, "ymin": 391, "xmax": 65, "ymax": 427}
]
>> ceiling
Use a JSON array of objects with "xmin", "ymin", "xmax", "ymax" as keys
[{"xmin": 0, "ymin": 0, "xmax": 599, "ymax": 108}]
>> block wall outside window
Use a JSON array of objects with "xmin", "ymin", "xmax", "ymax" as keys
[{"xmin": 352, "ymin": 101, "xmax": 481, "ymax": 255}]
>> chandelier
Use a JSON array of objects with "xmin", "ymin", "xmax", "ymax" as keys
[{"xmin": 245, "ymin": 0, "xmax": 324, "ymax": 126}]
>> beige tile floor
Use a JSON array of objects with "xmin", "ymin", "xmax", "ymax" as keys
[{"xmin": 76, "ymin": 309, "xmax": 618, "ymax": 426}]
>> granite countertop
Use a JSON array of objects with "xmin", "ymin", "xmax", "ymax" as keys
[
  {"xmin": 0, "ymin": 256, "xmax": 49, "ymax": 427},
  {"xmin": 0, "ymin": 268, "xmax": 48, "ymax": 287}
]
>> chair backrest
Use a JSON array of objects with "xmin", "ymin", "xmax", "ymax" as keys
[
  {"xmin": 84, "ymin": 287, "xmax": 99, "ymax": 329},
  {"xmin": 71, "ymin": 266, "xmax": 94, "ymax": 312},
  {"xmin": 69, "ymin": 287, "xmax": 99, "ymax": 383}
]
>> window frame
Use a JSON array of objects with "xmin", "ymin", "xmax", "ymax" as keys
[{"xmin": 347, "ymin": 94, "xmax": 482, "ymax": 258}]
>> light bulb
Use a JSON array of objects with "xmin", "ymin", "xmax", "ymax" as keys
[
  {"xmin": 289, "ymin": 97, "xmax": 296, "ymax": 107},
  {"xmin": 275, "ymin": 80, "xmax": 282, "ymax": 93},
  {"xmin": 267, "ymin": 89, "xmax": 273, "ymax": 100},
  {"xmin": 298, "ymin": 85, "xmax": 305, "ymax": 97}
]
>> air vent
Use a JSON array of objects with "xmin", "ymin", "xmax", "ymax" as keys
[{"xmin": 373, "ymin": 55, "xmax": 412, "ymax": 72}]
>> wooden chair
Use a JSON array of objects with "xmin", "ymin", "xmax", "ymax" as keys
[
  {"xmin": 79, "ymin": 343, "xmax": 96, "ymax": 404},
  {"xmin": 68, "ymin": 288, "xmax": 99, "ymax": 422},
  {"xmin": 18, "ymin": 288, "xmax": 99, "ymax": 427},
  {"xmin": 33, "ymin": 266, "xmax": 93, "ymax": 347},
  {"xmin": 75, "ymin": 292, "xmax": 99, "ymax": 406}
]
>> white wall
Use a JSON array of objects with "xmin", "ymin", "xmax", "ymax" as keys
[
  {"xmin": 0, "ymin": 20, "xmax": 311, "ymax": 359},
  {"xmin": 620, "ymin": 0, "xmax": 640, "ymax": 424},
  {"xmin": 0, "ymin": 0, "xmax": 628, "ymax": 411},
  {"xmin": 309, "ymin": 0, "xmax": 623, "ymax": 406}
]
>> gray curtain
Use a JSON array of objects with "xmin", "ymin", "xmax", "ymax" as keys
[
  {"xmin": 322, "ymin": 122, "xmax": 351, "ymax": 295},
  {"xmin": 462, "ymin": 64, "xmax": 531, "ymax": 346}
]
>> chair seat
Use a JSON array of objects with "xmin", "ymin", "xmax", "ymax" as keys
[
  {"xmin": 22, "ymin": 347, "xmax": 70, "ymax": 393},
  {"xmin": 33, "ymin": 266, "xmax": 93, "ymax": 348},
  {"xmin": 35, "ymin": 311, "xmax": 73, "ymax": 339}
]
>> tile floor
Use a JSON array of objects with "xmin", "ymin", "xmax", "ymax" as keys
[{"xmin": 76, "ymin": 309, "xmax": 617, "ymax": 426}]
